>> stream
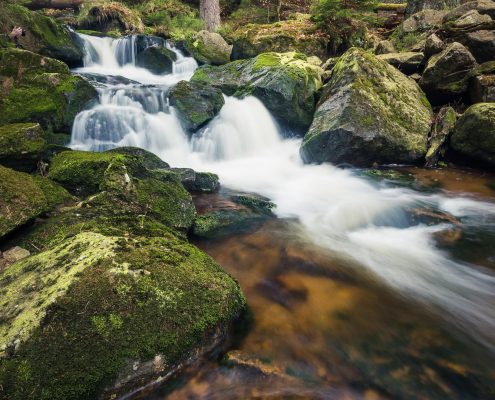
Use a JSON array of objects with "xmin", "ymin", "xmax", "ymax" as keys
[{"xmin": 71, "ymin": 34, "xmax": 495, "ymax": 399}]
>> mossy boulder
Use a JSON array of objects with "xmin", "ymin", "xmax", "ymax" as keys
[
  {"xmin": 31, "ymin": 175, "xmax": 74, "ymax": 211},
  {"xmin": 468, "ymin": 61, "xmax": 495, "ymax": 102},
  {"xmin": 191, "ymin": 52, "xmax": 323, "ymax": 132},
  {"xmin": 405, "ymin": 0, "xmax": 460, "ymax": 18},
  {"xmin": 0, "ymin": 3, "xmax": 83, "ymax": 67},
  {"xmin": 0, "ymin": 123, "xmax": 46, "ymax": 172},
  {"xmin": 0, "ymin": 231, "xmax": 246, "ymax": 400},
  {"xmin": 228, "ymin": 16, "xmax": 328, "ymax": 61},
  {"xmin": 0, "ymin": 48, "xmax": 97, "ymax": 134},
  {"xmin": 300, "ymin": 48, "xmax": 432, "ymax": 166},
  {"xmin": 105, "ymin": 146, "xmax": 170, "ymax": 170},
  {"xmin": 185, "ymin": 30, "xmax": 232, "ymax": 65},
  {"xmin": 450, "ymin": 103, "xmax": 495, "ymax": 165},
  {"xmin": 77, "ymin": 2, "xmax": 144, "ymax": 34},
  {"xmin": 136, "ymin": 46, "xmax": 176, "ymax": 75},
  {"xmin": 419, "ymin": 42, "xmax": 477, "ymax": 103},
  {"xmin": 169, "ymin": 80, "xmax": 225, "ymax": 132},
  {"xmin": 391, "ymin": 10, "xmax": 446, "ymax": 51},
  {"xmin": 0, "ymin": 165, "xmax": 47, "ymax": 239}
]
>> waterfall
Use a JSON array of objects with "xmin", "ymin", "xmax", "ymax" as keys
[{"xmin": 70, "ymin": 33, "xmax": 495, "ymax": 355}]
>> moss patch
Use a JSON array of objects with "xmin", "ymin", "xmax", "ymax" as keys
[{"xmin": 0, "ymin": 123, "xmax": 46, "ymax": 172}]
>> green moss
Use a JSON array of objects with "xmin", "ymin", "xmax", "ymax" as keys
[
  {"xmin": 0, "ymin": 165, "xmax": 47, "ymax": 239},
  {"xmin": 31, "ymin": 176, "xmax": 74, "ymax": 211},
  {"xmin": 0, "ymin": 234, "xmax": 246, "ymax": 400},
  {"xmin": 0, "ymin": 123, "xmax": 46, "ymax": 172}
]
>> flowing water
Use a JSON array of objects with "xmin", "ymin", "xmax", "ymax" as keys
[{"xmin": 72, "ymin": 35, "xmax": 495, "ymax": 399}]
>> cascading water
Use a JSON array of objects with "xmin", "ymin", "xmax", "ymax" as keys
[{"xmin": 71, "ymin": 33, "xmax": 495, "ymax": 355}]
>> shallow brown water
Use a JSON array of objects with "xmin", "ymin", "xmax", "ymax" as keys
[{"xmin": 144, "ymin": 168, "xmax": 495, "ymax": 400}]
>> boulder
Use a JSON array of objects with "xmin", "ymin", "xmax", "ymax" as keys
[
  {"xmin": 169, "ymin": 80, "xmax": 225, "ymax": 132},
  {"xmin": 0, "ymin": 49, "xmax": 97, "ymax": 134},
  {"xmin": 425, "ymin": 106, "xmax": 457, "ymax": 167},
  {"xmin": 228, "ymin": 16, "xmax": 328, "ymax": 61},
  {"xmin": 405, "ymin": 0, "xmax": 460, "ymax": 18},
  {"xmin": 463, "ymin": 29, "xmax": 495, "ymax": 63},
  {"xmin": 451, "ymin": 103, "xmax": 495, "ymax": 165},
  {"xmin": 468, "ymin": 61, "xmax": 495, "ymax": 102},
  {"xmin": 167, "ymin": 168, "xmax": 220, "ymax": 193},
  {"xmin": 377, "ymin": 52, "xmax": 424, "ymax": 74},
  {"xmin": 186, "ymin": 30, "xmax": 232, "ymax": 65},
  {"xmin": 442, "ymin": 0, "xmax": 495, "ymax": 22},
  {"xmin": 136, "ymin": 46, "xmax": 176, "ymax": 75},
  {"xmin": 391, "ymin": 10, "xmax": 446, "ymax": 51},
  {"xmin": 77, "ymin": 2, "xmax": 144, "ymax": 34},
  {"xmin": 300, "ymin": 48, "xmax": 433, "ymax": 166},
  {"xmin": 375, "ymin": 40, "xmax": 396, "ymax": 55},
  {"xmin": 0, "ymin": 123, "xmax": 46, "ymax": 172},
  {"xmin": 0, "ymin": 231, "xmax": 246, "ymax": 400},
  {"xmin": 419, "ymin": 42, "xmax": 477, "ymax": 102},
  {"xmin": 424, "ymin": 33, "xmax": 445, "ymax": 57},
  {"xmin": 0, "ymin": 165, "xmax": 47, "ymax": 239},
  {"xmin": 0, "ymin": 3, "xmax": 83, "ymax": 66},
  {"xmin": 191, "ymin": 52, "xmax": 323, "ymax": 132},
  {"xmin": 31, "ymin": 175, "xmax": 74, "ymax": 211}
]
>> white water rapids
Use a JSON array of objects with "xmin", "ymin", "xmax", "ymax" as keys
[{"xmin": 72, "ymin": 34, "xmax": 495, "ymax": 354}]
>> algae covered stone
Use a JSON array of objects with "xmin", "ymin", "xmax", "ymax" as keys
[
  {"xmin": 0, "ymin": 49, "xmax": 97, "ymax": 134},
  {"xmin": 300, "ymin": 48, "xmax": 432, "ymax": 166},
  {"xmin": 0, "ymin": 165, "xmax": 47, "ymax": 239},
  {"xmin": 451, "ymin": 103, "xmax": 495, "ymax": 165},
  {"xmin": 186, "ymin": 30, "xmax": 232, "ymax": 65},
  {"xmin": 169, "ymin": 80, "xmax": 225, "ymax": 132},
  {"xmin": 0, "ymin": 123, "xmax": 46, "ymax": 172},
  {"xmin": 0, "ymin": 232, "xmax": 246, "ymax": 400},
  {"xmin": 191, "ymin": 52, "xmax": 323, "ymax": 131}
]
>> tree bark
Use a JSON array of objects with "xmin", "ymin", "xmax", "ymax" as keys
[
  {"xmin": 25, "ymin": 0, "xmax": 83, "ymax": 10},
  {"xmin": 199, "ymin": 0, "xmax": 221, "ymax": 32}
]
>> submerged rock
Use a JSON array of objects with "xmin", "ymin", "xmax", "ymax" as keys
[
  {"xmin": 419, "ymin": 42, "xmax": 477, "ymax": 102},
  {"xmin": 0, "ymin": 49, "xmax": 97, "ymax": 133},
  {"xmin": 300, "ymin": 48, "xmax": 432, "ymax": 166},
  {"xmin": 0, "ymin": 166, "xmax": 47, "ymax": 239},
  {"xmin": 0, "ymin": 3, "xmax": 83, "ymax": 66},
  {"xmin": 450, "ymin": 103, "xmax": 495, "ymax": 165},
  {"xmin": 191, "ymin": 52, "xmax": 323, "ymax": 132},
  {"xmin": 0, "ymin": 123, "xmax": 46, "ymax": 172},
  {"xmin": 185, "ymin": 30, "xmax": 232, "ymax": 65},
  {"xmin": 169, "ymin": 80, "xmax": 225, "ymax": 132}
]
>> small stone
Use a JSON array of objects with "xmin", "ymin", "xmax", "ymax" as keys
[{"xmin": 2, "ymin": 247, "xmax": 30, "ymax": 263}]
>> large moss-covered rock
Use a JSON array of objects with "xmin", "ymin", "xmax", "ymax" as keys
[
  {"xmin": 191, "ymin": 52, "xmax": 323, "ymax": 131},
  {"xmin": 300, "ymin": 48, "xmax": 432, "ymax": 166},
  {"xmin": 0, "ymin": 48, "xmax": 97, "ymax": 133},
  {"xmin": 0, "ymin": 231, "xmax": 246, "ymax": 400},
  {"xmin": 169, "ymin": 80, "xmax": 225, "ymax": 132},
  {"xmin": 228, "ymin": 15, "xmax": 328, "ymax": 61},
  {"xmin": 450, "ymin": 103, "xmax": 495, "ymax": 165},
  {"xmin": 419, "ymin": 42, "xmax": 477, "ymax": 102},
  {"xmin": 442, "ymin": 0, "xmax": 495, "ymax": 23},
  {"xmin": 0, "ymin": 3, "xmax": 83, "ymax": 66},
  {"xmin": 0, "ymin": 165, "xmax": 47, "ymax": 239},
  {"xmin": 0, "ymin": 123, "xmax": 46, "ymax": 172},
  {"xmin": 185, "ymin": 30, "xmax": 232, "ymax": 65},
  {"xmin": 77, "ymin": 2, "xmax": 144, "ymax": 34}
]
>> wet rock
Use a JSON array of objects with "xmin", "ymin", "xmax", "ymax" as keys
[
  {"xmin": 300, "ymin": 48, "xmax": 432, "ymax": 166},
  {"xmin": 136, "ymin": 46, "xmax": 176, "ymax": 75},
  {"xmin": 169, "ymin": 80, "xmax": 225, "ymax": 132},
  {"xmin": 0, "ymin": 165, "xmax": 47, "ymax": 239},
  {"xmin": 425, "ymin": 106, "xmax": 457, "ymax": 167},
  {"xmin": 0, "ymin": 123, "xmax": 46, "ymax": 172},
  {"xmin": 468, "ymin": 61, "xmax": 495, "ymax": 102},
  {"xmin": 375, "ymin": 39, "xmax": 396, "ymax": 54},
  {"xmin": 450, "ymin": 102, "xmax": 495, "ymax": 165},
  {"xmin": 185, "ymin": 30, "xmax": 232, "ymax": 65},
  {"xmin": 0, "ymin": 3, "xmax": 83, "ymax": 66},
  {"xmin": 191, "ymin": 52, "xmax": 323, "ymax": 132},
  {"xmin": 228, "ymin": 15, "xmax": 328, "ymax": 61},
  {"xmin": 424, "ymin": 33, "xmax": 445, "ymax": 58},
  {"xmin": 0, "ymin": 49, "xmax": 97, "ymax": 134},
  {"xmin": 377, "ymin": 51, "xmax": 424, "ymax": 74},
  {"xmin": 419, "ymin": 42, "xmax": 477, "ymax": 102}
]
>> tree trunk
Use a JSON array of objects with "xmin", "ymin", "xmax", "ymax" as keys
[
  {"xmin": 25, "ymin": 0, "xmax": 83, "ymax": 10},
  {"xmin": 200, "ymin": 0, "xmax": 221, "ymax": 32}
]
